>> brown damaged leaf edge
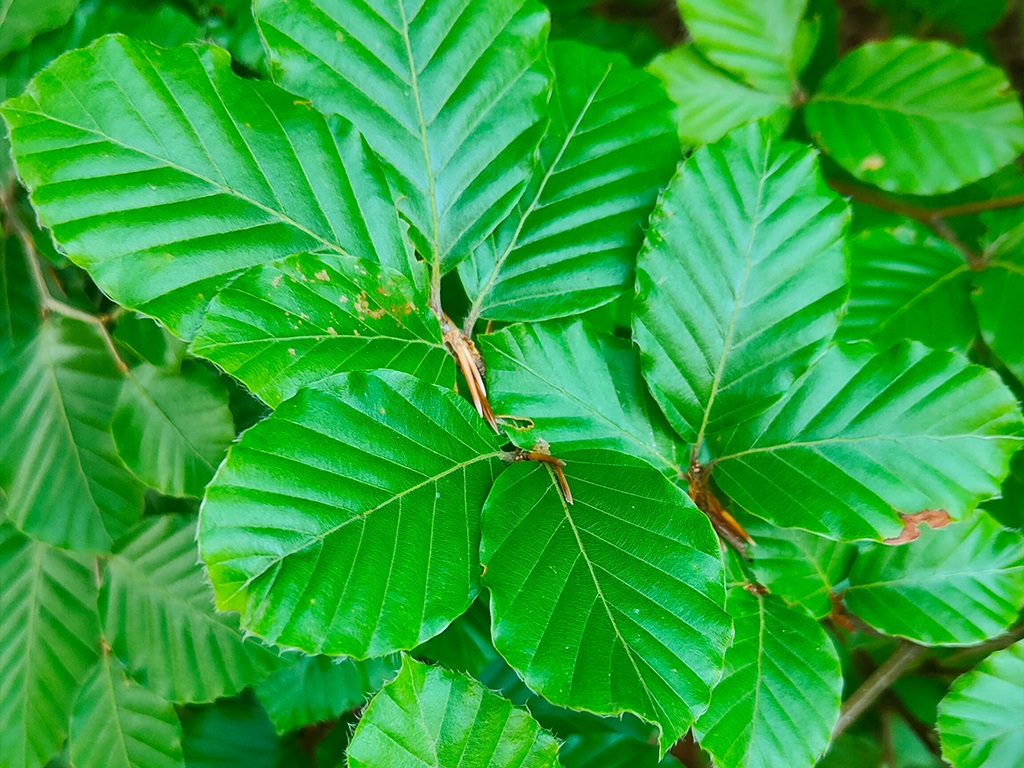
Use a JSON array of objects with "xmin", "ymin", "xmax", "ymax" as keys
[
  {"xmin": 687, "ymin": 459, "xmax": 753, "ymax": 556},
  {"xmin": 884, "ymin": 509, "xmax": 952, "ymax": 545},
  {"xmin": 508, "ymin": 439, "xmax": 574, "ymax": 505}
]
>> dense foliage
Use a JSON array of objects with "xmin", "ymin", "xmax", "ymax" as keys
[{"xmin": 1, "ymin": 1, "xmax": 1023, "ymax": 767}]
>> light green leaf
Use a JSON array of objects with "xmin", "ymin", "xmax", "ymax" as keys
[
  {"xmin": 459, "ymin": 41, "xmax": 677, "ymax": 325},
  {"xmin": 347, "ymin": 656, "xmax": 561, "ymax": 768},
  {"xmin": 713, "ymin": 342, "xmax": 1024, "ymax": 541},
  {"xmin": 0, "ymin": 0, "xmax": 78, "ymax": 57},
  {"xmin": 199, "ymin": 370, "xmax": 505, "ymax": 657},
  {"xmin": 481, "ymin": 319, "xmax": 683, "ymax": 474},
  {"xmin": 0, "ymin": 523, "xmax": 101, "ymax": 768},
  {"xmin": 845, "ymin": 512, "xmax": 1024, "ymax": 646},
  {"xmin": 112, "ymin": 363, "xmax": 234, "ymax": 498},
  {"xmin": 634, "ymin": 122, "xmax": 849, "ymax": 445},
  {"xmin": 805, "ymin": 39, "xmax": 1024, "ymax": 194},
  {"xmin": 481, "ymin": 450, "xmax": 731, "ymax": 753},
  {"xmin": 743, "ymin": 517, "xmax": 856, "ymax": 619},
  {"xmin": 255, "ymin": 654, "xmax": 400, "ymax": 734},
  {"xmin": 255, "ymin": 0, "xmax": 552, "ymax": 275},
  {"xmin": 694, "ymin": 588, "xmax": 842, "ymax": 768},
  {"xmin": 2, "ymin": 35, "xmax": 412, "ymax": 338},
  {"xmin": 976, "ymin": 209, "xmax": 1024, "ymax": 383},
  {"xmin": 190, "ymin": 252, "xmax": 453, "ymax": 408},
  {"xmin": 70, "ymin": 655, "xmax": 185, "ymax": 768},
  {"xmin": 838, "ymin": 224, "xmax": 976, "ymax": 352},
  {"xmin": 0, "ymin": 315, "xmax": 144, "ymax": 552},
  {"xmin": 648, "ymin": 45, "xmax": 791, "ymax": 146},
  {"xmin": 676, "ymin": 0, "xmax": 809, "ymax": 95},
  {"xmin": 938, "ymin": 641, "xmax": 1024, "ymax": 768},
  {"xmin": 101, "ymin": 515, "xmax": 278, "ymax": 703}
]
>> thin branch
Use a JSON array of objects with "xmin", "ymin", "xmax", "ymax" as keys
[
  {"xmin": 833, "ymin": 641, "xmax": 928, "ymax": 739},
  {"xmin": 2, "ymin": 197, "xmax": 129, "ymax": 371},
  {"xmin": 828, "ymin": 179, "xmax": 1024, "ymax": 222},
  {"xmin": 940, "ymin": 617, "xmax": 1024, "ymax": 670}
]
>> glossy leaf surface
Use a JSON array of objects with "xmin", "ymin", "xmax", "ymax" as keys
[
  {"xmin": 805, "ymin": 39, "xmax": 1024, "ymax": 194},
  {"xmin": 459, "ymin": 41, "xmax": 677, "ymax": 324},
  {"xmin": 255, "ymin": 0, "xmax": 552, "ymax": 274},
  {"xmin": 190, "ymin": 252, "xmax": 452, "ymax": 408},
  {"xmin": 845, "ymin": 512, "xmax": 1024, "ymax": 646},
  {"xmin": 200, "ymin": 370, "xmax": 505, "ymax": 656},
  {"xmin": 695, "ymin": 588, "xmax": 842, "ymax": 768},
  {"xmin": 481, "ymin": 319, "xmax": 683, "ymax": 474},
  {"xmin": 347, "ymin": 656, "xmax": 561, "ymax": 768},
  {"xmin": 481, "ymin": 450, "xmax": 731, "ymax": 752},
  {"xmin": 713, "ymin": 342, "xmax": 1024, "ymax": 541},
  {"xmin": 2, "ymin": 35, "xmax": 409, "ymax": 337},
  {"xmin": 634, "ymin": 122, "xmax": 848, "ymax": 445}
]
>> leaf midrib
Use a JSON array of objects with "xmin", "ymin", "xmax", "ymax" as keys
[{"xmin": 9, "ymin": 107, "xmax": 351, "ymax": 259}]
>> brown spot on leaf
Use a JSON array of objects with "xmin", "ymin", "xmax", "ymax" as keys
[
  {"xmin": 354, "ymin": 291, "xmax": 386, "ymax": 320},
  {"xmin": 885, "ymin": 509, "xmax": 952, "ymax": 545},
  {"xmin": 314, "ymin": 269, "xmax": 329, "ymax": 282}
]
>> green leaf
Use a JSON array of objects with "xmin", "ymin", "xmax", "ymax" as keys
[
  {"xmin": 838, "ymin": 224, "xmax": 976, "ymax": 352},
  {"xmin": 676, "ymin": 0, "xmax": 810, "ymax": 95},
  {"xmin": 742, "ymin": 517, "xmax": 856, "ymax": 619},
  {"xmin": 70, "ymin": 655, "xmax": 185, "ymax": 768},
  {"xmin": 481, "ymin": 450, "xmax": 731, "ymax": 753},
  {"xmin": 634, "ymin": 122, "xmax": 849, "ymax": 445},
  {"xmin": 976, "ymin": 209, "xmax": 1024, "ymax": 383},
  {"xmin": 694, "ymin": 588, "xmax": 842, "ymax": 768},
  {"xmin": 459, "ymin": 41, "xmax": 677, "ymax": 325},
  {"xmin": 0, "ymin": 523, "xmax": 101, "ymax": 768},
  {"xmin": 647, "ymin": 45, "xmax": 791, "ymax": 147},
  {"xmin": 101, "ymin": 515, "xmax": 278, "ymax": 703},
  {"xmin": 938, "ymin": 640, "xmax": 1024, "ymax": 768},
  {"xmin": 984, "ymin": 449, "xmax": 1024, "ymax": 531},
  {"xmin": 113, "ymin": 313, "xmax": 188, "ymax": 370},
  {"xmin": 0, "ymin": 0, "xmax": 78, "ymax": 57},
  {"xmin": 481, "ymin": 319, "xmax": 683, "ymax": 474},
  {"xmin": 180, "ymin": 697, "xmax": 295, "ymax": 768},
  {"xmin": 0, "ymin": 233, "xmax": 39, "ymax": 357},
  {"xmin": 199, "ymin": 370, "xmax": 505, "ymax": 656},
  {"xmin": 347, "ymin": 656, "xmax": 561, "ymax": 768},
  {"xmin": 805, "ymin": 39, "xmax": 1024, "ymax": 195},
  {"xmin": 190, "ymin": 252, "xmax": 453, "ymax": 408},
  {"xmin": 844, "ymin": 512, "xmax": 1024, "ymax": 646},
  {"xmin": 2, "ymin": 34, "xmax": 412, "ymax": 338},
  {"xmin": 254, "ymin": 0, "xmax": 552, "ymax": 274},
  {"xmin": 902, "ymin": 0, "xmax": 1006, "ymax": 35},
  {"xmin": 112, "ymin": 363, "xmax": 235, "ymax": 497},
  {"xmin": 712, "ymin": 342, "xmax": 1024, "ymax": 541},
  {"xmin": 0, "ymin": 315, "xmax": 144, "ymax": 552},
  {"xmin": 255, "ymin": 654, "xmax": 400, "ymax": 734}
]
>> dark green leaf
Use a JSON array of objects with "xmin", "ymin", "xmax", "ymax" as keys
[
  {"xmin": 0, "ymin": 315, "xmax": 144, "ymax": 552},
  {"xmin": 181, "ymin": 696, "xmax": 298, "ymax": 768},
  {"xmin": 70, "ymin": 655, "xmax": 185, "ymax": 768},
  {"xmin": 255, "ymin": 654, "xmax": 400, "ymax": 734},
  {"xmin": 712, "ymin": 342, "xmax": 1024, "ymax": 541},
  {"xmin": 976, "ymin": 209, "xmax": 1024, "ymax": 383},
  {"xmin": 459, "ymin": 41, "xmax": 678, "ymax": 324},
  {"xmin": 199, "ymin": 370, "xmax": 505, "ymax": 656},
  {"xmin": 101, "ymin": 515, "xmax": 278, "ymax": 703},
  {"xmin": 838, "ymin": 224, "xmax": 976, "ymax": 352},
  {"xmin": 0, "ymin": 232, "xmax": 39, "ymax": 357},
  {"xmin": 112, "ymin": 363, "xmax": 235, "ymax": 497},
  {"xmin": 805, "ymin": 39, "xmax": 1024, "ymax": 194},
  {"xmin": 0, "ymin": 523, "xmax": 101, "ymax": 768},
  {"xmin": 634, "ymin": 122, "xmax": 848, "ymax": 444},
  {"xmin": 2, "ymin": 35, "xmax": 411, "ymax": 338},
  {"xmin": 347, "ymin": 656, "xmax": 561, "ymax": 768},
  {"xmin": 694, "ymin": 588, "xmax": 842, "ymax": 768},
  {"xmin": 481, "ymin": 319, "xmax": 683, "ymax": 474},
  {"xmin": 481, "ymin": 450, "xmax": 731, "ymax": 753},
  {"xmin": 845, "ymin": 512, "xmax": 1024, "ymax": 646},
  {"xmin": 0, "ymin": 0, "xmax": 78, "ymax": 57},
  {"xmin": 190, "ymin": 252, "xmax": 453, "ymax": 408},
  {"xmin": 255, "ymin": 0, "xmax": 552, "ymax": 274},
  {"xmin": 938, "ymin": 640, "xmax": 1024, "ymax": 768}
]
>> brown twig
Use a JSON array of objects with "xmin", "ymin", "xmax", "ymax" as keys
[
  {"xmin": 1, "ymin": 197, "xmax": 128, "ymax": 371},
  {"xmin": 439, "ymin": 313, "xmax": 498, "ymax": 432},
  {"xmin": 686, "ymin": 460, "xmax": 753, "ymax": 556},
  {"xmin": 833, "ymin": 641, "xmax": 928, "ymax": 738}
]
